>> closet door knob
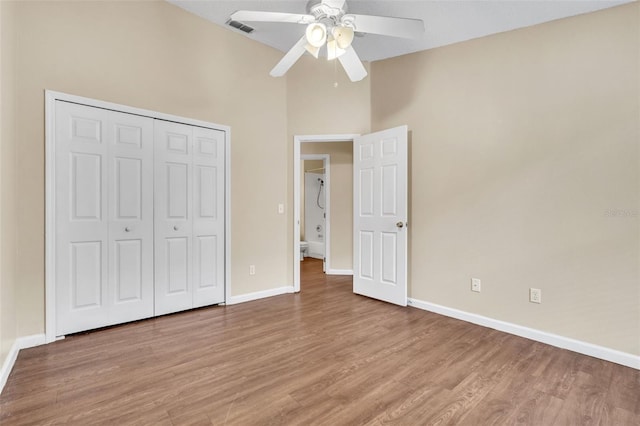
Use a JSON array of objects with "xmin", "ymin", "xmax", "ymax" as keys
[
  {"xmin": 173, "ymin": 226, "xmax": 179, "ymax": 231},
  {"xmin": 396, "ymin": 222, "xmax": 404, "ymax": 228},
  {"xmin": 125, "ymin": 227, "xmax": 131, "ymax": 232}
]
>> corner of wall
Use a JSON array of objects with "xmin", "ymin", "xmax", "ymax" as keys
[{"xmin": 0, "ymin": 0, "xmax": 19, "ymax": 371}]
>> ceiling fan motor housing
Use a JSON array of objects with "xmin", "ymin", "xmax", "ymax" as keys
[
  {"xmin": 306, "ymin": 0, "xmax": 357, "ymax": 36},
  {"xmin": 307, "ymin": 0, "xmax": 346, "ymax": 21}
]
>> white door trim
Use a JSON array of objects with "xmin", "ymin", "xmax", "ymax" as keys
[
  {"xmin": 301, "ymin": 154, "xmax": 330, "ymax": 270},
  {"xmin": 293, "ymin": 134, "xmax": 358, "ymax": 292},
  {"xmin": 45, "ymin": 90, "xmax": 232, "ymax": 343}
]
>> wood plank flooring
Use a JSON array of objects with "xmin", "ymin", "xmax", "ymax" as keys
[{"xmin": 1, "ymin": 259, "xmax": 638, "ymax": 425}]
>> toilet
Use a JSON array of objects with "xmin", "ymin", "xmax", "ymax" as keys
[{"xmin": 300, "ymin": 241, "xmax": 309, "ymax": 261}]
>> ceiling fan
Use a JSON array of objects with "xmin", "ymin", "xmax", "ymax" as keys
[{"xmin": 230, "ymin": 0, "xmax": 424, "ymax": 82}]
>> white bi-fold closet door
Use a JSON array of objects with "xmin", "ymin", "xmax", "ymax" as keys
[
  {"xmin": 55, "ymin": 101, "xmax": 225, "ymax": 336},
  {"xmin": 55, "ymin": 102, "xmax": 155, "ymax": 335},
  {"xmin": 154, "ymin": 120, "xmax": 225, "ymax": 315}
]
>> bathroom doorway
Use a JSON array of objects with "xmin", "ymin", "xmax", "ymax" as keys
[
  {"xmin": 294, "ymin": 134, "xmax": 356, "ymax": 292},
  {"xmin": 301, "ymin": 155, "xmax": 329, "ymax": 272}
]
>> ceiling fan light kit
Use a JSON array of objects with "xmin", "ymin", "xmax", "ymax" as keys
[
  {"xmin": 229, "ymin": 0, "xmax": 424, "ymax": 82},
  {"xmin": 333, "ymin": 26, "xmax": 354, "ymax": 50},
  {"xmin": 305, "ymin": 22, "xmax": 327, "ymax": 47},
  {"xmin": 305, "ymin": 22, "xmax": 353, "ymax": 57}
]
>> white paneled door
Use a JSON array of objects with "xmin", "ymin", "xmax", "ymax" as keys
[
  {"xmin": 192, "ymin": 127, "xmax": 226, "ymax": 308},
  {"xmin": 154, "ymin": 120, "xmax": 194, "ymax": 315},
  {"xmin": 154, "ymin": 121, "xmax": 225, "ymax": 315},
  {"xmin": 55, "ymin": 101, "xmax": 154, "ymax": 335},
  {"xmin": 353, "ymin": 126, "xmax": 408, "ymax": 306},
  {"xmin": 108, "ymin": 110, "xmax": 155, "ymax": 324}
]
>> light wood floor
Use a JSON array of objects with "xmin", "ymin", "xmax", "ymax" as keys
[{"xmin": 1, "ymin": 259, "xmax": 638, "ymax": 425}]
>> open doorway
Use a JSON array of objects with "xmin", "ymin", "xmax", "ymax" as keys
[
  {"xmin": 293, "ymin": 134, "xmax": 358, "ymax": 292},
  {"xmin": 301, "ymin": 154, "xmax": 329, "ymax": 272}
]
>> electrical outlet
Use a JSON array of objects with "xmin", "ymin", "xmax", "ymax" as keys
[
  {"xmin": 471, "ymin": 278, "xmax": 481, "ymax": 292},
  {"xmin": 249, "ymin": 265, "xmax": 256, "ymax": 275},
  {"xmin": 530, "ymin": 288, "xmax": 542, "ymax": 304}
]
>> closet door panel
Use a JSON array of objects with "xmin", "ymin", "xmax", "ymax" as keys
[
  {"xmin": 167, "ymin": 162, "xmax": 189, "ymax": 219},
  {"xmin": 70, "ymin": 241, "xmax": 103, "ymax": 308},
  {"xmin": 166, "ymin": 237, "xmax": 189, "ymax": 293},
  {"xmin": 71, "ymin": 153, "xmax": 102, "ymax": 220},
  {"xmin": 193, "ymin": 127, "xmax": 225, "ymax": 306},
  {"xmin": 107, "ymin": 110, "xmax": 154, "ymax": 324},
  {"xmin": 114, "ymin": 158, "xmax": 141, "ymax": 219},
  {"xmin": 154, "ymin": 120, "xmax": 194, "ymax": 315},
  {"xmin": 55, "ymin": 101, "xmax": 110, "ymax": 335},
  {"xmin": 195, "ymin": 235, "xmax": 217, "ymax": 288},
  {"xmin": 114, "ymin": 239, "xmax": 143, "ymax": 301}
]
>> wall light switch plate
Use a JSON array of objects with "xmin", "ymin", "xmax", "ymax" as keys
[{"xmin": 278, "ymin": 203, "xmax": 284, "ymax": 214}]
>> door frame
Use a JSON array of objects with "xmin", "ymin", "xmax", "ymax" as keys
[
  {"xmin": 300, "ymin": 154, "xmax": 330, "ymax": 271},
  {"xmin": 45, "ymin": 90, "xmax": 232, "ymax": 343},
  {"xmin": 293, "ymin": 134, "xmax": 358, "ymax": 292}
]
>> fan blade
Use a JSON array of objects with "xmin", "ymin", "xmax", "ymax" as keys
[
  {"xmin": 338, "ymin": 46, "xmax": 367, "ymax": 82},
  {"xmin": 270, "ymin": 36, "xmax": 308, "ymax": 77},
  {"xmin": 230, "ymin": 10, "xmax": 314, "ymax": 25},
  {"xmin": 346, "ymin": 14, "xmax": 424, "ymax": 39}
]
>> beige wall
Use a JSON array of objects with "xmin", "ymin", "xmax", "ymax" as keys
[
  {"xmin": 7, "ymin": 0, "xmax": 289, "ymax": 337},
  {"xmin": 0, "ymin": 0, "xmax": 18, "ymax": 366},
  {"xmin": 286, "ymin": 56, "xmax": 371, "ymax": 282},
  {"xmin": 301, "ymin": 142, "xmax": 353, "ymax": 271},
  {"xmin": 304, "ymin": 160, "xmax": 324, "ymax": 171},
  {"xmin": 371, "ymin": 3, "xmax": 640, "ymax": 355}
]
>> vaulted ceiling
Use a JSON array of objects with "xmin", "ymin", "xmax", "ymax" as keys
[{"xmin": 168, "ymin": 0, "xmax": 631, "ymax": 62}]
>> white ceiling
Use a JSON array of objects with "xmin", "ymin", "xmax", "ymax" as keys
[{"xmin": 168, "ymin": 0, "xmax": 632, "ymax": 62}]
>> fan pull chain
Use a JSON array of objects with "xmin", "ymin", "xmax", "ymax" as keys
[{"xmin": 333, "ymin": 58, "xmax": 338, "ymax": 88}]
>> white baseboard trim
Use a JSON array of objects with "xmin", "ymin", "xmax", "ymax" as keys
[
  {"xmin": 17, "ymin": 334, "xmax": 46, "ymax": 350},
  {"xmin": 0, "ymin": 344, "xmax": 20, "ymax": 396},
  {"xmin": 227, "ymin": 286, "xmax": 295, "ymax": 305},
  {"xmin": 0, "ymin": 333, "xmax": 46, "ymax": 394},
  {"xmin": 326, "ymin": 269, "xmax": 353, "ymax": 276},
  {"xmin": 407, "ymin": 298, "xmax": 640, "ymax": 370}
]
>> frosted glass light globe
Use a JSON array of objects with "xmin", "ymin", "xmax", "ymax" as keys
[
  {"xmin": 305, "ymin": 23, "xmax": 327, "ymax": 48},
  {"xmin": 332, "ymin": 26, "xmax": 354, "ymax": 49}
]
